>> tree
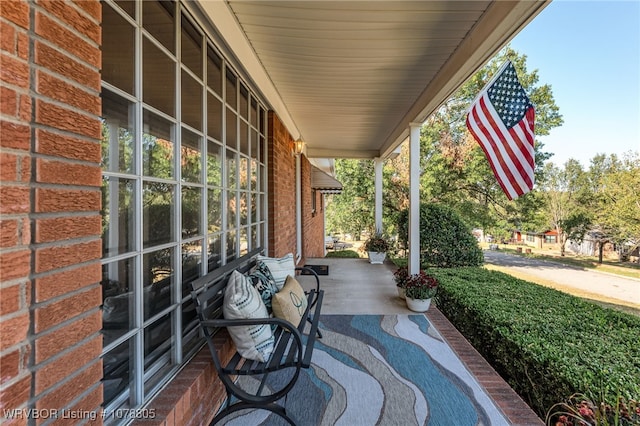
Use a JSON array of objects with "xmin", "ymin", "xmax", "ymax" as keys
[
  {"xmin": 325, "ymin": 47, "xmax": 564, "ymax": 245},
  {"xmin": 325, "ymin": 159, "xmax": 375, "ymax": 240},
  {"xmin": 539, "ymin": 160, "xmax": 591, "ymax": 256},
  {"xmin": 416, "ymin": 46, "xmax": 562, "ymax": 236},
  {"xmin": 593, "ymin": 152, "xmax": 640, "ymax": 262}
]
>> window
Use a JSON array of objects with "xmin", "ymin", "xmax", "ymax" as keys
[
  {"xmin": 100, "ymin": 0, "xmax": 267, "ymax": 415},
  {"xmin": 544, "ymin": 235, "xmax": 557, "ymax": 244}
]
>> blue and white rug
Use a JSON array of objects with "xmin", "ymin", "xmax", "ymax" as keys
[{"xmin": 223, "ymin": 315, "xmax": 509, "ymax": 425}]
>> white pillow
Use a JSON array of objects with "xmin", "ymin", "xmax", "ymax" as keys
[
  {"xmin": 223, "ymin": 271, "xmax": 274, "ymax": 362},
  {"xmin": 256, "ymin": 253, "xmax": 295, "ymax": 291}
]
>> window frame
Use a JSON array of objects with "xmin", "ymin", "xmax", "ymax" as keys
[{"xmin": 100, "ymin": 0, "xmax": 268, "ymax": 415}]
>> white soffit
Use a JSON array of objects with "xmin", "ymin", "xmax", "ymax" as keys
[{"xmin": 199, "ymin": 0, "xmax": 549, "ymax": 159}]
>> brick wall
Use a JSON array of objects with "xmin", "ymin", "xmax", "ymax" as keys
[
  {"xmin": 266, "ymin": 112, "xmax": 324, "ymax": 260},
  {"xmin": 0, "ymin": 0, "xmax": 103, "ymax": 422},
  {"xmin": 267, "ymin": 112, "xmax": 297, "ymax": 258},
  {"xmin": 0, "ymin": 1, "xmax": 32, "ymax": 420},
  {"xmin": 301, "ymin": 160, "xmax": 325, "ymax": 259}
]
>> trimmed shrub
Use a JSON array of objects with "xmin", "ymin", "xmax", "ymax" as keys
[
  {"xmin": 431, "ymin": 267, "xmax": 640, "ymax": 418},
  {"xmin": 397, "ymin": 203, "xmax": 483, "ymax": 267}
]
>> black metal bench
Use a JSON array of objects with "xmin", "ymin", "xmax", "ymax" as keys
[{"xmin": 190, "ymin": 248, "xmax": 324, "ymax": 425}]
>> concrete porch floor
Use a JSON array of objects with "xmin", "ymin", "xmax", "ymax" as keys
[{"xmin": 297, "ymin": 257, "xmax": 544, "ymax": 425}]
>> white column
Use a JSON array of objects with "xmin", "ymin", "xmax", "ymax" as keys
[
  {"xmin": 295, "ymin": 154, "xmax": 302, "ymax": 264},
  {"xmin": 409, "ymin": 123, "xmax": 421, "ymax": 275},
  {"xmin": 374, "ymin": 157, "xmax": 383, "ymax": 235}
]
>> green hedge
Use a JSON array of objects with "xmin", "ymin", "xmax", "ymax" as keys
[
  {"xmin": 430, "ymin": 267, "xmax": 640, "ymax": 418},
  {"xmin": 397, "ymin": 203, "xmax": 483, "ymax": 267}
]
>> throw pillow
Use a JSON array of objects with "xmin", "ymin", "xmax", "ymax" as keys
[
  {"xmin": 247, "ymin": 268, "xmax": 278, "ymax": 313},
  {"xmin": 256, "ymin": 253, "xmax": 295, "ymax": 291},
  {"xmin": 272, "ymin": 275, "xmax": 308, "ymax": 328},
  {"xmin": 223, "ymin": 270, "xmax": 274, "ymax": 362}
]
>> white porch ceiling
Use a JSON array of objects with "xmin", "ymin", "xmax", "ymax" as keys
[{"xmin": 196, "ymin": 1, "xmax": 549, "ymax": 160}]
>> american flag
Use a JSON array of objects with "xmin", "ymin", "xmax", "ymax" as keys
[{"xmin": 466, "ymin": 61, "xmax": 536, "ymax": 200}]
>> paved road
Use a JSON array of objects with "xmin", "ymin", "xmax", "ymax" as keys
[{"xmin": 483, "ymin": 250, "xmax": 640, "ymax": 307}]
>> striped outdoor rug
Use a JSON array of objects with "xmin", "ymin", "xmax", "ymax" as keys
[{"xmin": 222, "ymin": 314, "xmax": 509, "ymax": 425}]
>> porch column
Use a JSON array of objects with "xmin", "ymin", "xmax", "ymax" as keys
[
  {"xmin": 374, "ymin": 157, "xmax": 383, "ymax": 234},
  {"xmin": 295, "ymin": 153, "xmax": 302, "ymax": 263},
  {"xmin": 409, "ymin": 123, "xmax": 421, "ymax": 274}
]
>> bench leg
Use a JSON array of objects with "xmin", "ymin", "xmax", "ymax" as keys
[
  {"xmin": 306, "ymin": 316, "xmax": 322, "ymax": 339},
  {"xmin": 211, "ymin": 400, "xmax": 296, "ymax": 425}
]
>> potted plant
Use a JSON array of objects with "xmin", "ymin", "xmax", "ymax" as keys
[
  {"xmin": 404, "ymin": 270, "xmax": 439, "ymax": 312},
  {"xmin": 393, "ymin": 266, "xmax": 410, "ymax": 299},
  {"xmin": 363, "ymin": 233, "xmax": 390, "ymax": 264}
]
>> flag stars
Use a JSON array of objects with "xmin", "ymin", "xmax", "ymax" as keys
[{"xmin": 487, "ymin": 63, "xmax": 533, "ymax": 128}]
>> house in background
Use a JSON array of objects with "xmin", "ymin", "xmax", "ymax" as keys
[
  {"xmin": 521, "ymin": 229, "xmax": 560, "ymax": 250},
  {"xmin": 0, "ymin": 1, "xmax": 548, "ymax": 424}
]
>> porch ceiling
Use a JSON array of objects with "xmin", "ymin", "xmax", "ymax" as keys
[{"xmin": 196, "ymin": 1, "xmax": 549, "ymax": 160}]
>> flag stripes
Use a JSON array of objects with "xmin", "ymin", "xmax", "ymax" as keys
[{"xmin": 466, "ymin": 61, "xmax": 536, "ymax": 200}]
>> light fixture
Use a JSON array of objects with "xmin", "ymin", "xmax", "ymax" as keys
[{"xmin": 292, "ymin": 138, "xmax": 305, "ymax": 156}]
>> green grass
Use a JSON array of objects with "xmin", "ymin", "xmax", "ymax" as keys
[
  {"xmin": 490, "ymin": 246, "xmax": 640, "ymax": 280},
  {"xmin": 325, "ymin": 249, "xmax": 360, "ymax": 258}
]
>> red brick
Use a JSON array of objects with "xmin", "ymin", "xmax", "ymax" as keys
[
  {"xmin": 16, "ymin": 28, "xmax": 28, "ymax": 60},
  {"xmin": 0, "ymin": 121, "xmax": 30, "ymax": 150},
  {"xmin": 34, "ymin": 41, "xmax": 100, "ymax": 90},
  {"xmin": 35, "ymin": 188, "xmax": 101, "ymax": 214},
  {"xmin": 36, "ymin": 129, "xmax": 101, "ymax": 162},
  {"xmin": 35, "ymin": 12, "xmax": 100, "ymax": 68},
  {"xmin": 35, "ymin": 99, "xmax": 101, "ymax": 139},
  {"xmin": 64, "ymin": 386, "xmax": 103, "ymax": 426},
  {"xmin": 17, "ymin": 91, "xmax": 31, "ymax": 121},
  {"xmin": 34, "ymin": 285, "xmax": 100, "ymax": 333},
  {"xmin": 36, "ymin": 159, "xmax": 101, "ymax": 187},
  {"xmin": 0, "ymin": 219, "xmax": 19, "ymax": 247},
  {"xmin": 0, "ymin": 250, "xmax": 30, "ymax": 282},
  {"xmin": 20, "ymin": 218, "xmax": 30, "ymax": 246},
  {"xmin": 35, "ymin": 359, "xmax": 102, "ymax": 410},
  {"xmin": 35, "ymin": 336, "xmax": 101, "ymax": 393},
  {"xmin": 37, "ymin": 0, "xmax": 100, "ymax": 44},
  {"xmin": 36, "ymin": 71, "xmax": 100, "ymax": 116},
  {"xmin": 0, "ymin": 312, "xmax": 29, "ymax": 351},
  {"xmin": 35, "ymin": 239, "xmax": 101, "ymax": 273},
  {"xmin": 0, "ymin": 283, "xmax": 24, "ymax": 315},
  {"xmin": 35, "ymin": 216, "xmax": 101, "ymax": 244},
  {"xmin": 71, "ymin": 0, "xmax": 100, "ymax": 21},
  {"xmin": 0, "ymin": 0, "xmax": 30, "ymax": 29},
  {"xmin": 19, "ymin": 155, "xmax": 30, "ymax": 182},
  {"xmin": 0, "ymin": 20, "xmax": 16, "ymax": 53},
  {"xmin": 35, "ymin": 310, "xmax": 101, "ymax": 363},
  {"xmin": 0, "ymin": 52, "xmax": 29, "ymax": 88},
  {"xmin": 0, "ymin": 349, "xmax": 21, "ymax": 385},
  {"xmin": 0, "ymin": 152, "xmax": 18, "ymax": 180},
  {"xmin": 34, "ymin": 262, "xmax": 100, "ymax": 303},
  {"xmin": 0, "ymin": 375, "xmax": 30, "ymax": 411},
  {"xmin": 0, "ymin": 186, "xmax": 30, "ymax": 214},
  {"xmin": 0, "ymin": 85, "xmax": 18, "ymax": 116}
]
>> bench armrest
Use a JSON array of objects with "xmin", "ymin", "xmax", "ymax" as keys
[
  {"xmin": 295, "ymin": 266, "xmax": 320, "ymax": 307},
  {"xmin": 200, "ymin": 317, "xmax": 304, "ymax": 363}
]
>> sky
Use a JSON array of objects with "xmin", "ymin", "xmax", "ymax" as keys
[{"xmin": 509, "ymin": 0, "xmax": 640, "ymax": 167}]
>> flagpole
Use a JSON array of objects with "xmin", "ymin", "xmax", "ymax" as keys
[{"xmin": 465, "ymin": 60, "xmax": 512, "ymax": 115}]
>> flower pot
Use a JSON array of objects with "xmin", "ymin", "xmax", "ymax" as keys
[
  {"xmin": 405, "ymin": 297, "xmax": 431, "ymax": 312},
  {"xmin": 368, "ymin": 251, "xmax": 386, "ymax": 264},
  {"xmin": 397, "ymin": 287, "xmax": 406, "ymax": 299}
]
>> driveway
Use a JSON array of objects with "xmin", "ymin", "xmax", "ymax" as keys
[{"xmin": 483, "ymin": 250, "xmax": 640, "ymax": 307}]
